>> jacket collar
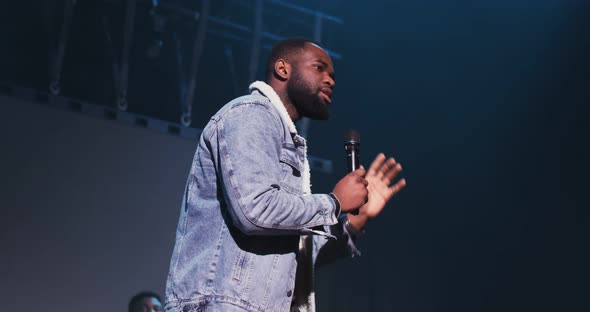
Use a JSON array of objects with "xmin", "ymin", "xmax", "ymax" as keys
[
  {"xmin": 249, "ymin": 81, "xmax": 312, "ymax": 194},
  {"xmin": 249, "ymin": 81, "xmax": 298, "ymax": 134}
]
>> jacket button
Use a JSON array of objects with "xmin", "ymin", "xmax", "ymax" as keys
[{"xmin": 287, "ymin": 290, "xmax": 293, "ymax": 297}]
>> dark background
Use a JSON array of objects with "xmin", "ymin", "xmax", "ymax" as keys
[{"xmin": 1, "ymin": 0, "xmax": 588, "ymax": 311}]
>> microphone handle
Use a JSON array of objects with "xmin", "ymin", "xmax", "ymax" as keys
[
  {"xmin": 345, "ymin": 143, "xmax": 360, "ymax": 215},
  {"xmin": 346, "ymin": 148, "xmax": 360, "ymax": 172}
]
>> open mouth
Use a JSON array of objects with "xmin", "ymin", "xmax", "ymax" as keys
[{"xmin": 320, "ymin": 90, "xmax": 332, "ymax": 103}]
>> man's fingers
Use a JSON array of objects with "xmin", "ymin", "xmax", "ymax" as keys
[
  {"xmin": 367, "ymin": 153, "xmax": 386, "ymax": 176},
  {"xmin": 378, "ymin": 157, "xmax": 397, "ymax": 178},
  {"xmin": 388, "ymin": 178, "xmax": 407, "ymax": 197},
  {"xmin": 384, "ymin": 163, "xmax": 402, "ymax": 184}
]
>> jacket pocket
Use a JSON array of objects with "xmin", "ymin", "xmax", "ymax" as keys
[
  {"xmin": 278, "ymin": 143, "xmax": 303, "ymax": 194},
  {"xmin": 279, "ymin": 143, "xmax": 303, "ymax": 176}
]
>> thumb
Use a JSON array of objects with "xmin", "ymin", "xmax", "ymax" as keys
[{"xmin": 354, "ymin": 167, "xmax": 366, "ymax": 177}]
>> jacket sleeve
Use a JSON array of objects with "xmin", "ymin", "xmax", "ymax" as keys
[
  {"xmin": 213, "ymin": 102, "xmax": 339, "ymax": 236},
  {"xmin": 312, "ymin": 216, "xmax": 362, "ymax": 268}
]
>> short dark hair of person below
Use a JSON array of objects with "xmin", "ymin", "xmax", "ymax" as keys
[{"xmin": 128, "ymin": 291, "xmax": 163, "ymax": 312}]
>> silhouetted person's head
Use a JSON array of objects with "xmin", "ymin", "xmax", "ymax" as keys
[{"xmin": 128, "ymin": 291, "xmax": 162, "ymax": 312}]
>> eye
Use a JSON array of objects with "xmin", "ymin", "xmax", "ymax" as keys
[{"xmin": 313, "ymin": 64, "xmax": 324, "ymax": 72}]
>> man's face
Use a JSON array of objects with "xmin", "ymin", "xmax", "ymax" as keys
[
  {"xmin": 286, "ymin": 43, "xmax": 336, "ymax": 120},
  {"xmin": 134, "ymin": 296, "xmax": 162, "ymax": 312}
]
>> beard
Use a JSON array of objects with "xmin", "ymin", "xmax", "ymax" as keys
[{"xmin": 287, "ymin": 70, "xmax": 330, "ymax": 120}]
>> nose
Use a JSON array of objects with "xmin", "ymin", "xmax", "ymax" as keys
[{"xmin": 325, "ymin": 74, "xmax": 335, "ymax": 88}]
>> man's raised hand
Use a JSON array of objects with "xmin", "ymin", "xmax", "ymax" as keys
[{"xmin": 359, "ymin": 153, "xmax": 407, "ymax": 219}]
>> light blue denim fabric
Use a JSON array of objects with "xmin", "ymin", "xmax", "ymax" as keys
[{"xmin": 165, "ymin": 89, "xmax": 360, "ymax": 312}]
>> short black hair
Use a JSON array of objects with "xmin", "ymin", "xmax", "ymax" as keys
[
  {"xmin": 128, "ymin": 291, "xmax": 162, "ymax": 312},
  {"xmin": 265, "ymin": 37, "xmax": 321, "ymax": 81}
]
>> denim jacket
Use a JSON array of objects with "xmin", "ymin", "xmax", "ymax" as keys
[{"xmin": 165, "ymin": 82, "xmax": 360, "ymax": 312}]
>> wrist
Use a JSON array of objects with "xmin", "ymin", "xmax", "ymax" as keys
[
  {"xmin": 328, "ymin": 192, "xmax": 341, "ymax": 218},
  {"xmin": 344, "ymin": 214, "xmax": 365, "ymax": 237},
  {"xmin": 345, "ymin": 214, "xmax": 367, "ymax": 236}
]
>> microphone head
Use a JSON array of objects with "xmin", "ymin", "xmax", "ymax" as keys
[{"xmin": 344, "ymin": 129, "xmax": 360, "ymax": 144}]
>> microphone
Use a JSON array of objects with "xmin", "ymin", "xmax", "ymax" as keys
[
  {"xmin": 344, "ymin": 129, "xmax": 361, "ymax": 215},
  {"xmin": 344, "ymin": 129, "xmax": 360, "ymax": 172}
]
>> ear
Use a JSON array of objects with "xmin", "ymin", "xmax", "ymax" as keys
[{"xmin": 274, "ymin": 59, "xmax": 291, "ymax": 80}]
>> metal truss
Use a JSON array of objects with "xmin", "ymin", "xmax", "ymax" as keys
[{"xmin": 42, "ymin": 0, "xmax": 344, "ymax": 173}]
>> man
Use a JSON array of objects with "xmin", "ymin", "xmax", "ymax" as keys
[
  {"xmin": 165, "ymin": 38, "xmax": 406, "ymax": 312},
  {"xmin": 129, "ymin": 291, "xmax": 163, "ymax": 312}
]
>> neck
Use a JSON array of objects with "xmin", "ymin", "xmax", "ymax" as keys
[{"xmin": 269, "ymin": 81, "xmax": 300, "ymax": 122}]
